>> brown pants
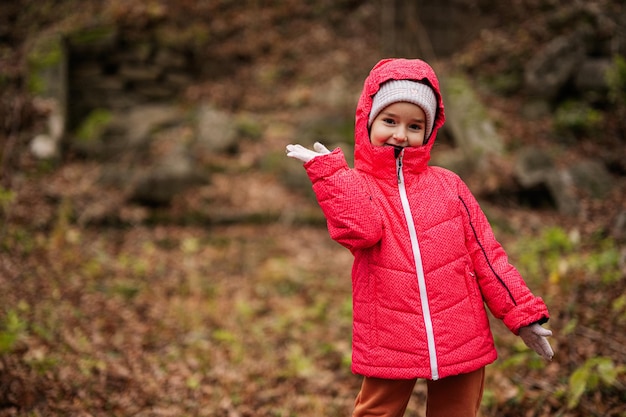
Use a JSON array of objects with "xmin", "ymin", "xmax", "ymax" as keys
[{"xmin": 353, "ymin": 367, "xmax": 485, "ymax": 417}]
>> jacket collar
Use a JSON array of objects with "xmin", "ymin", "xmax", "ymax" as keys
[{"xmin": 354, "ymin": 59, "xmax": 445, "ymax": 177}]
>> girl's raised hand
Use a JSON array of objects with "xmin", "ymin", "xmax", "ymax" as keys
[{"xmin": 286, "ymin": 142, "xmax": 331, "ymax": 163}]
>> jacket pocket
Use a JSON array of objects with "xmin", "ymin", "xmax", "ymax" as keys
[
  {"xmin": 464, "ymin": 266, "xmax": 480, "ymax": 300},
  {"xmin": 464, "ymin": 266, "xmax": 492, "ymax": 343},
  {"xmin": 464, "ymin": 267, "xmax": 484, "ymax": 329}
]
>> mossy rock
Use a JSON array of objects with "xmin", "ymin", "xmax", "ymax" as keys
[
  {"xmin": 65, "ymin": 26, "xmax": 118, "ymax": 50},
  {"xmin": 440, "ymin": 73, "xmax": 504, "ymax": 159},
  {"xmin": 27, "ymin": 35, "xmax": 66, "ymax": 96}
]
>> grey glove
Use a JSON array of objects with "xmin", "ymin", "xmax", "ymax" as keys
[
  {"xmin": 519, "ymin": 323, "xmax": 554, "ymax": 361},
  {"xmin": 285, "ymin": 142, "xmax": 331, "ymax": 163}
]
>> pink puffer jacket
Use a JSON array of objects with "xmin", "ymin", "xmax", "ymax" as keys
[{"xmin": 303, "ymin": 58, "xmax": 549, "ymax": 380}]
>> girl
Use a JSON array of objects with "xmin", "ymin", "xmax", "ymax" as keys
[{"xmin": 286, "ymin": 58, "xmax": 553, "ymax": 417}]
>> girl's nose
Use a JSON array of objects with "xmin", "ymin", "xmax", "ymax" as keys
[{"xmin": 393, "ymin": 128, "xmax": 407, "ymax": 142}]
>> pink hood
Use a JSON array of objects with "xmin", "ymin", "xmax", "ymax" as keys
[{"xmin": 354, "ymin": 58, "xmax": 445, "ymax": 176}]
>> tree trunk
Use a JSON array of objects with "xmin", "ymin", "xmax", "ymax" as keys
[{"xmin": 380, "ymin": 0, "xmax": 436, "ymax": 62}]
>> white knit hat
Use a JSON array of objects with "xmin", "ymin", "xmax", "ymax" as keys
[{"xmin": 368, "ymin": 79, "xmax": 437, "ymax": 141}]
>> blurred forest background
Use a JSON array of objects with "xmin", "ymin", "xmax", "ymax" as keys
[{"xmin": 1, "ymin": 0, "xmax": 625, "ymax": 416}]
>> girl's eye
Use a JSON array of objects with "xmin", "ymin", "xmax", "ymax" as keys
[
  {"xmin": 409, "ymin": 124, "xmax": 421, "ymax": 130},
  {"xmin": 383, "ymin": 118, "xmax": 396, "ymax": 124}
]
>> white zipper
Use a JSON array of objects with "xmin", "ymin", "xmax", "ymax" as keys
[{"xmin": 396, "ymin": 152, "xmax": 439, "ymax": 380}]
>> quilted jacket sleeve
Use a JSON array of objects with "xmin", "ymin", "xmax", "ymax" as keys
[
  {"xmin": 457, "ymin": 180, "xmax": 549, "ymax": 335},
  {"xmin": 304, "ymin": 148, "xmax": 383, "ymax": 251}
]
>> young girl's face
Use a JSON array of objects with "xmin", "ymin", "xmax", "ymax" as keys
[{"xmin": 370, "ymin": 102, "xmax": 427, "ymax": 148}]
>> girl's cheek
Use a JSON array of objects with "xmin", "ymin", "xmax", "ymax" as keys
[{"xmin": 370, "ymin": 136, "xmax": 384, "ymax": 147}]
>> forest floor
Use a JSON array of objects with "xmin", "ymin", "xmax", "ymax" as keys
[{"xmin": 1, "ymin": 1, "xmax": 626, "ymax": 416}]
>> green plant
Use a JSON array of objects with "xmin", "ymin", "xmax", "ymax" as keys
[
  {"xmin": 0, "ymin": 308, "xmax": 28, "ymax": 353},
  {"xmin": 567, "ymin": 356, "xmax": 626, "ymax": 409},
  {"xmin": 554, "ymin": 100, "xmax": 603, "ymax": 136},
  {"xmin": 236, "ymin": 115, "xmax": 263, "ymax": 140},
  {"xmin": 27, "ymin": 36, "xmax": 64, "ymax": 94},
  {"xmin": 212, "ymin": 328, "xmax": 244, "ymax": 363},
  {"xmin": 585, "ymin": 238, "xmax": 621, "ymax": 283},
  {"xmin": 25, "ymin": 349, "xmax": 60, "ymax": 374},
  {"xmin": 0, "ymin": 186, "xmax": 14, "ymax": 208},
  {"xmin": 514, "ymin": 226, "xmax": 576, "ymax": 281},
  {"xmin": 75, "ymin": 108, "xmax": 113, "ymax": 143},
  {"xmin": 606, "ymin": 54, "xmax": 626, "ymax": 108},
  {"xmin": 67, "ymin": 26, "xmax": 116, "ymax": 47},
  {"xmin": 542, "ymin": 226, "xmax": 574, "ymax": 252},
  {"xmin": 285, "ymin": 342, "xmax": 315, "ymax": 378}
]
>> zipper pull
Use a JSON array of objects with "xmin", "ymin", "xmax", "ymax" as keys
[{"xmin": 396, "ymin": 151, "xmax": 403, "ymax": 184}]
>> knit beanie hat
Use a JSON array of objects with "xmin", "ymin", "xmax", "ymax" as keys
[{"xmin": 368, "ymin": 79, "xmax": 437, "ymax": 141}]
